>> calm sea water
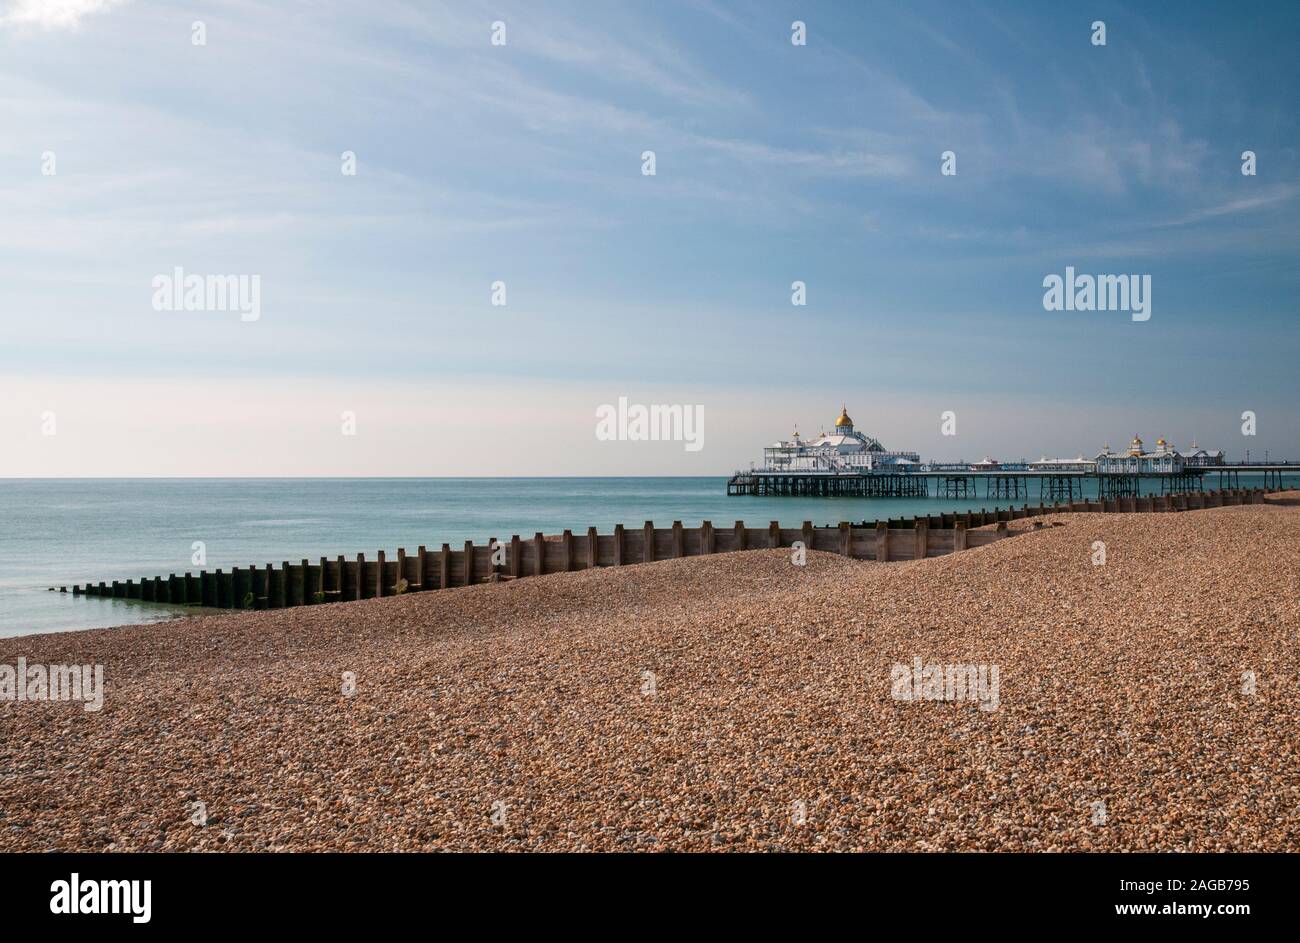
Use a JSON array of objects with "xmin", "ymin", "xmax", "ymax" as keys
[{"xmin": 2, "ymin": 476, "xmax": 1294, "ymax": 637}]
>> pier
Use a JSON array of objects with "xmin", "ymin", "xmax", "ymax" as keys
[
  {"xmin": 726, "ymin": 464, "xmax": 1297, "ymax": 499},
  {"xmin": 62, "ymin": 488, "xmax": 1273, "ymax": 613}
]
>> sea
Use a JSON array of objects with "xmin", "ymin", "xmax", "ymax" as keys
[{"xmin": 2, "ymin": 475, "xmax": 1295, "ymax": 638}]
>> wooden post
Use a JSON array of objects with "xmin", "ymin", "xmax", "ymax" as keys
[
  {"xmin": 464, "ymin": 540, "xmax": 474, "ymax": 585},
  {"xmin": 561, "ymin": 531, "xmax": 573, "ymax": 571},
  {"xmin": 876, "ymin": 521, "xmax": 889, "ymax": 562},
  {"xmin": 769, "ymin": 521, "xmax": 780, "ymax": 549},
  {"xmin": 672, "ymin": 521, "xmax": 684, "ymax": 558},
  {"xmin": 587, "ymin": 526, "xmax": 598, "ymax": 568},
  {"xmin": 802, "ymin": 521, "xmax": 813, "ymax": 552},
  {"xmin": 335, "ymin": 555, "xmax": 345, "ymax": 598},
  {"xmin": 533, "ymin": 534, "xmax": 545, "ymax": 576},
  {"xmin": 995, "ymin": 521, "xmax": 1008, "ymax": 538},
  {"xmin": 397, "ymin": 548, "xmax": 407, "ymax": 591},
  {"xmin": 376, "ymin": 550, "xmax": 386, "ymax": 597},
  {"xmin": 442, "ymin": 544, "xmax": 453, "ymax": 587},
  {"xmin": 734, "ymin": 520, "xmax": 746, "ymax": 551},
  {"xmin": 644, "ymin": 521, "xmax": 655, "ymax": 563},
  {"xmin": 701, "ymin": 520, "xmax": 714, "ymax": 554},
  {"xmin": 839, "ymin": 522, "xmax": 851, "ymax": 557},
  {"xmin": 614, "ymin": 525, "xmax": 625, "ymax": 566},
  {"xmin": 915, "ymin": 520, "xmax": 929, "ymax": 559},
  {"xmin": 416, "ymin": 546, "xmax": 428, "ymax": 590},
  {"xmin": 510, "ymin": 536, "xmax": 522, "ymax": 578},
  {"xmin": 954, "ymin": 520, "xmax": 967, "ymax": 551},
  {"xmin": 356, "ymin": 553, "xmax": 365, "ymax": 600}
]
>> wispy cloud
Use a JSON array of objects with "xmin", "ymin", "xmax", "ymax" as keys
[{"xmin": 0, "ymin": 0, "xmax": 127, "ymax": 30}]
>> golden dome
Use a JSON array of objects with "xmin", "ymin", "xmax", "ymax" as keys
[
  {"xmin": 834, "ymin": 405, "xmax": 853, "ymax": 427},
  {"xmin": 1156, "ymin": 437, "xmax": 1167, "ymax": 447}
]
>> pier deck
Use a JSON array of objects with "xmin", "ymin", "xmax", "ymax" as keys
[{"xmin": 726, "ymin": 464, "xmax": 1297, "ymax": 497}]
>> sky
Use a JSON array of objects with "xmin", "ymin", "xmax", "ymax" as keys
[{"xmin": 1, "ymin": 0, "xmax": 1297, "ymax": 476}]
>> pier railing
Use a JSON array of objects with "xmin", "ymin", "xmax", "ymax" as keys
[{"xmin": 59, "ymin": 488, "xmax": 1272, "ymax": 612}]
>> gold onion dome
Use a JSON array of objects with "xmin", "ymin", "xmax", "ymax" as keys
[{"xmin": 835, "ymin": 405, "xmax": 853, "ymax": 427}]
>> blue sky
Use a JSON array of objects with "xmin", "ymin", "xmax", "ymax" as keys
[{"xmin": 1, "ymin": 0, "xmax": 1297, "ymax": 475}]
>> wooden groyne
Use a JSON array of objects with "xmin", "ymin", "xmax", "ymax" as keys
[{"xmin": 59, "ymin": 488, "xmax": 1272, "ymax": 611}]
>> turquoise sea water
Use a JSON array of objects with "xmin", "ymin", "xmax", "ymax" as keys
[{"xmin": 2, "ymin": 476, "xmax": 1295, "ymax": 638}]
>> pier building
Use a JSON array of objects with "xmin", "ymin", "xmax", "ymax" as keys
[{"xmin": 760, "ymin": 406, "xmax": 920, "ymax": 474}]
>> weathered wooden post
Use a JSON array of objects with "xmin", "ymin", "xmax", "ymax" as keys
[
  {"xmin": 397, "ymin": 548, "xmax": 407, "ymax": 591},
  {"xmin": 769, "ymin": 521, "xmax": 780, "ymax": 549},
  {"xmin": 734, "ymin": 520, "xmax": 746, "ymax": 551},
  {"xmin": 442, "ymin": 544, "xmax": 454, "ymax": 587},
  {"xmin": 464, "ymin": 540, "xmax": 475, "ymax": 585},
  {"xmin": 672, "ymin": 521, "xmax": 684, "ymax": 558},
  {"xmin": 644, "ymin": 522, "xmax": 655, "ymax": 563},
  {"xmin": 802, "ymin": 521, "xmax": 814, "ymax": 552},
  {"xmin": 532, "ymin": 534, "xmax": 544, "ymax": 577},
  {"xmin": 376, "ymin": 550, "xmax": 386, "ymax": 597},
  {"xmin": 839, "ymin": 521, "xmax": 851, "ymax": 557},
  {"xmin": 954, "ymin": 520, "xmax": 967, "ymax": 552},
  {"xmin": 510, "ymin": 536, "xmax": 522, "ymax": 578},
  {"xmin": 587, "ymin": 526, "xmax": 598, "ymax": 568},
  {"xmin": 413, "ymin": 546, "xmax": 426, "ymax": 590},
  {"xmin": 701, "ymin": 521, "xmax": 714, "ymax": 554},
  {"xmin": 614, "ymin": 524, "xmax": 625, "ymax": 566},
  {"xmin": 876, "ymin": 521, "xmax": 889, "ymax": 562},
  {"xmin": 561, "ymin": 530, "xmax": 573, "ymax": 571},
  {"xmin": 915, "ymin": 519, "xmax": 929, "ymax": 559},
  {"xmin": 355, "ymin": 553, "xmax": 365, "ymax": 600}
]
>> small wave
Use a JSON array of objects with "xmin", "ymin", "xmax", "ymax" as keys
[{"xmin": 238, "ymin": 519, "xmax": 329, "ymax": 527}]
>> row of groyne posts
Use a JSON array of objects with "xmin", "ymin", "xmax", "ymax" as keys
[{"xmin": 59, "ymin": 488, "xmax": 1272, "ymax": 611}]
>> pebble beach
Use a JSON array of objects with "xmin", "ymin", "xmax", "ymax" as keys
[{"xmin": 2, "ymin": 497, "xmax": 1298, "ymax": 852}]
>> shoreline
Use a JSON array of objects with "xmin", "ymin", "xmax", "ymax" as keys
[{"xmin": 2, "ymin": 496, "xmax": 1298, "ymax": 851}]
